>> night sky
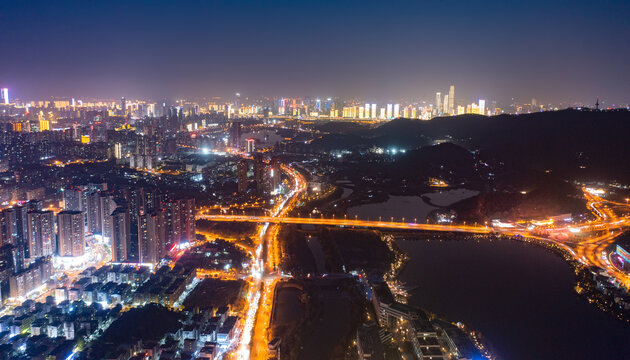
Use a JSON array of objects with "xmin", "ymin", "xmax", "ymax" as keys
[{"xmin": 1, "ymin": 0, "xmax": 629, "ymax": 105}]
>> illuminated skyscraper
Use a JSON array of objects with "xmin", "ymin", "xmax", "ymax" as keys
[
  {"xmin": 479, "ymin": 99, "xmax": 486, "ymax": 115},
  {"xmin": 448, "ymin": 85, "xmax": 455, "ymax": 114},
  {"xmin": 386, "ymin": 104, "xmax": 393, "ymax": 118},
  {"xmin": 435, "ymin": 92, "xmax": 442, "ymax": 114},
  {"xmin": 371, "ymin": 104, "xmax": 377, "ymax": 119},
  {"xmin": 443, "ymin": 95, "xmax": 449, "ymax": 115},
  {"xmin": 1, "ymin": 88, "xmax": 8, "ymax": 104},
  {"xmin": 393, "ymin": 104, "xmax": 400, "ymax": 118}
]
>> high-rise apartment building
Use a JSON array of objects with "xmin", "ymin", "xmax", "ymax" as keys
[
  {"xmin": 110, "ymin": 207, "xmax": 130, "ymax": 262},
  {"xmin": 142, "ymin": 211, "xmax": 166, "ymax": 264},
  {"xmin": 86, "ymin": 192, "xmax": 102, "ymax": 235},
  {"xmin": 63, "ymin": 187, "xmax": 85, "ymax": 212},
  {"xmin": 238, "ymin": 160, "xmax": 248, "ymax": 193},
  {"xmin": 27, "ymin": 210, "xmax": 55, "ymax": 259},
  {"xmin": 180, "ymin": 198, "xmax": 196, "ymax": 244},
  {"xmin": 100, "ymin": 192, "xmax": 117, "ymax": 240},
  {"xmin": 230, "ymin": 122, "xmax": 242, "ymax": 149},
  {"xmin": 253, "ymin": 153, "xmax": 266, "ymax": 193},
  {"xmin": 57, "ymin": 211, "xmax": 85, "ymax": 257}
]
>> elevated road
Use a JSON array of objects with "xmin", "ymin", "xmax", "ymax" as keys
[{"xmin": 197, "ymin": 214, "xmax": 492, "ymax": 234}]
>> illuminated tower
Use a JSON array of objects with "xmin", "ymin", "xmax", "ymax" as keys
[
  {"xmin": 371, "ymin": 104, "xmax": 377, "ymax": 119},
  {"xmin": 386, "ymin": 104, "xmax": 393, "ymax": 118},
  {"xmin": 393, "ymin": 104, "xmax": 400, "ymax": 118},
  {"xmin": 595, "ymin": 97, "xmax": 599, "ymax": 110},
  {"xmin": 448, "ymin": 85, "xmax": 455, "ymax": 114}
]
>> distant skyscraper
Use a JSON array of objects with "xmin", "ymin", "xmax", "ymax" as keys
[
  {"xmin": 435, "ymin": 92, "xmax": 442, "ymax": 114},
  {"xmin": 1, "ymin": 88, "xmax": 8, "ymax": 104},
  {"xmin": 448, "ymin": 85, "xmax": 455, "ymax": 114},
  {"xmin": 478, "ymin": 99, "xmax": 486, "ymax": 115},
  {"xmin": 443, "ymin": 95, "xmax": 449, "ymax": 115},
  {"xmin": 110, "ymin": 207, "xmax": 130, "ymax": 262},
  {"xmin": 393, "ymin": 104, "xmax": 400, "ymax": 118},
  {"xmin": 386, "ymin": 104, "xmax": 393, "ymax": 118},
  {"xmin": 371, "ymin": 104, "xmax": 377, "ymax": 119},
  {"xmin": 57, "ymin": 211, "xmax": 85, "ymax": 257},
  {"xmin": 238, "ymin": 160, "xmax": 248, "ymax": 193}
]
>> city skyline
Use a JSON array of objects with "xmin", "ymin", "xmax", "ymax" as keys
[
  {"xmin": 1, "ymin": 0, "xmax": 629, "ymax": 104},
  {"xmin": 1, "ymin": 1, "xmax": 630, "ymax": 360}
]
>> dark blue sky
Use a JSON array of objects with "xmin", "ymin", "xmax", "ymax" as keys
[{"xmin": 1, "ymin": 0, "xmax": 629, "ymax": 105}]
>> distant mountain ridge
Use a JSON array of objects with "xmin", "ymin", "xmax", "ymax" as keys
[{"xmin": 311, "ymin": 109, "xmax": 630, "ymax": 181}]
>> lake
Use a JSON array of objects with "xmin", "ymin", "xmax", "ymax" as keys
[{"xmin": 397, "ymin": 237, "xmax": 630, "ymax": 360}]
